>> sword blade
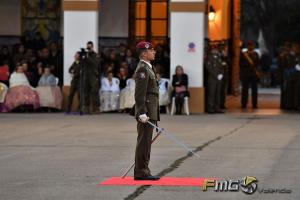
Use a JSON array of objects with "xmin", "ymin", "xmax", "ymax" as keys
[{"xmin": 147, "ymin": 121, "xmax": 200, "ymax": 158}]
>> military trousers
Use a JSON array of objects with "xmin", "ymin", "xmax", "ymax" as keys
[
  {"xmin": 207, "ymin": 78, "xmax": 222, "ymax": 112},
  {"xmin": 241, "ymin": 76, "xmax": 258, "ymax": 108},
  {"xmin": 134, "ymin": 119, "xmax": 155, "ymax": 178}
]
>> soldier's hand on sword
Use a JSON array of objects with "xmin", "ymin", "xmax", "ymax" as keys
[{"xmin": 139, "ymin": 114, "xmax": 149, "ymax": 123}]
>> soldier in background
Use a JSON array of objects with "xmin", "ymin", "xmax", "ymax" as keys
[
  {"xmin": 219, "ymin": 44, "xmax": 229, "ymax": 109},
  {"xmin": 294, "ymin": 44, "xmax": 300, "ymax": 110},
  {"xmin": 279, "ymin": 43, "xmax": 297, "ymax": 110},
  {"xmin": 66, "ymin": 52, "xmax": 81, "ymax": 113},
  {"xmin": 240, "ymin": 41, "xmax": 259, "ymax": 109},
  {"xmin": 82, "ymin": 41, "xmax": 100, "ymax": 114},
  {"xmin": 205, "ymin": 45, "xmax": 225, "ymax": 114}
]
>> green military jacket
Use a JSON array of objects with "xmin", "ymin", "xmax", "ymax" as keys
[
  {"xmin": 132, "ymin": 60, "xmax": 160, "ymax": 121},
  {"xmin": 206, "ymin": 54, "xmax": 225, "ymax": 81},
  {"xmin": 85, "ymin": 51, "xmax": 99, "ymax": 78},
  {"xmin": 69, "ymin": 61, "xmax": 81, "ymax": 81}
]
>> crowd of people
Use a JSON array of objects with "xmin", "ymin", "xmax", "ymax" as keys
[
  {"xmin": 0, "ymin": 32, "xmax": 63, "ymax": 112},
  {"xmin": 204, "ymin": 40, "xmax": 300, "ymax": 112},
  {"xmin": 66, "ymin": 41, "xmax": 173, "ymax": 114},
  {"xmin": 1, "ymin": 33, "xmax": 298, "ymax": 114},
  {"xmin": 0, "ymin": 35, "xmax": 182, "ymax": 114}
]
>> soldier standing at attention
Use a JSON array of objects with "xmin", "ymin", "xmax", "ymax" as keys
[
  {"xmin": 205, "ymin": 45, "xmax": 225, "ymax": 114},
  {"xmin": 240, "ymin": 41, "xmax": 259, "ymax": 109},
  {"xmin": 131, "ymin": 41, "xmax": 160, "ymax": 181}
]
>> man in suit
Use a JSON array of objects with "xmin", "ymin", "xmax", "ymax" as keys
[{"xmin": 132, "ymin": 41, "xmax": 160, "ymax": 181}]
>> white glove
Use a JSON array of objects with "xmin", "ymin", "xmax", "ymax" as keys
[
  {"xmin": 139, "ymin": 114, "xmax": 149, "ymax": 123},
  {"xmin": 217, "ymin": 74, "xmax": 223, "ymax": 80},
  {"xmin": 295, "ymin": 64, "xmax": 300, "ymax": 71}
]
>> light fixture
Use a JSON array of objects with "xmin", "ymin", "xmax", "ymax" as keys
[{"xmin": 208, "ymin": 6, "xmax": 216, "ymax": 21}]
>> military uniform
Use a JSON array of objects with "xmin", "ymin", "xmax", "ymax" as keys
[
  {"xmin": 278, "ymin": 51, "xmax": 288, "ymax": 109},
  {"xmin": 281, "ymin": 52, "xmax": 298, "ymax": 110},
  {"xmin": 240, "ymin": 50, "xmax": 259, "ymax": 108},
  {"xmin": 67, "ymin": 60, "xmax": 81, "ymax": 112},
  {"xmin": 82, "ymin": 51, "xmax": 100, "ymax": 113},
  {"xmin": 220, "ymin": 52, "xmax": 229, "ymax": 109},
  {"xmin": 294, "ymin": 57, "xmax": 300, "ymax": 110},
  {"xmin": 205, "ymin": 53, "xmax": 225, "ymax": 113},
  {"xmin": 132, "ymin": 60, "xmax": 160, "ymax": 178}
]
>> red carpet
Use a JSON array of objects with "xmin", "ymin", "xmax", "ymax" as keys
[{"xmin": 99, "ymin": 177, "xmax": 215, "ymax": 186}]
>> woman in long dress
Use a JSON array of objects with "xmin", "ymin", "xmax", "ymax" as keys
[
  {"xmin": 36, "ymin": 66, "xmax": 62, "ymax": 110},
  {"xmin": 4, "ymin": 65, "xmax": 40, "ymax": 111},
  {"xmin": 119, "ymin": 78, "xmax": 135, "ymax": 111},
  {"xmin": 0, "ymin": 82, "xmax": 8, "ymax": 112},
  {"xmin": 99, "ymin": 71, "xmax": 120, "ymax": 112}
]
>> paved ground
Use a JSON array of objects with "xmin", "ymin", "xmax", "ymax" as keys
[{"xmin": 0, "ymin": 108, "xmax": 300, "ymax": 200}]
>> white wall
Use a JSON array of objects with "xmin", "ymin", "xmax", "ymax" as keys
[
  {"xmin": 0, "ymin": 0, "xmax": 21, "ymax": 35},
  {"xmin": 99, "ymin": 0, "xmax": 128, "ymax": 37},
  {"xmin": 170, "ymin": 12, "xmax": 205, "ymax": 87},
  {"xmin": 64, "ymin": 11, "xmax": 98, "ymax": 86}
]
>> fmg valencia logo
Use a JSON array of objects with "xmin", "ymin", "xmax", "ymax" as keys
[{"xmin": 202, "ymin": 176, "xmax": 292, "ymax": 195}]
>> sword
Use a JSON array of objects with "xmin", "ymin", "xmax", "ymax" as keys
[
  {"xmin": 121, "ymin": 128, "xmax": 162, "ymax": 178},
  {"xmin": 147, "ymin": 121, "xmax": 200, "ymax": 158},
  {"xmin": 121, "ymin": 121, "xmax": 200, "ymax": 178}
]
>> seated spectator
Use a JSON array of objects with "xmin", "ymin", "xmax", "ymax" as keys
[
  {"xmin": 38, "ymin": 65, "xmax": 57, "ymax": 86},
  {"xmin": 0, "ymin": 46, "xmax": 13, "ymax": 73},
  {"xmin": 119, "ymin": 78, "xmax": 135, "ymax": 112},
  {"xmin": 0, "ymin": 60, "xmax": 10, "ymax": 86},
  {"xmin": 0, "ymin": 82, "xmax": 8, "ymax": 112},
  {"xmin": 36, "ymin": 66, "xmax": 62, "ymax": 110},
  {"xmin": 4, "ymin": 64, "xmax": 40, "ymax": 111},
  {"xmin": 117, "ymin": 67, "xmax": 128, "ymax": 90},
  {"xmin": 21, "ymin": 60, "xmax": 35, "ymax": 86},
  {"xmin": 100, "ymin": 71, "xmax": 120, "ymax": 112},
  {"xmin": 13, "ymin": 44, "xmax": 26, "ymax": 65},
  {"xmin": 172, "ymin": 65, "xmax": 189, "ymax": 115},
  {"xmin": 125, "ymin": 49, "xmax": 136, "ymax": 76}
]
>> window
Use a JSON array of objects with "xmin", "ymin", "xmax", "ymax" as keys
[{"xmin": 129, "ymin": 0, "xmax": 168, "ymax": 45}]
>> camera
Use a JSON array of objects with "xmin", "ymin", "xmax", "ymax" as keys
[{"xmin": 79, "ymin": 48, "xmax": 88, "ymax": 58}]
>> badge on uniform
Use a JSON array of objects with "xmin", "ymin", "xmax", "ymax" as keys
[{"xmin": 140, "ymin": 72, "xmax": 146, "ymax": 79}]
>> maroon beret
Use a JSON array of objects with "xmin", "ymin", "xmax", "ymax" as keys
[{"xmin": 136, "ymin": 41, "xmax": 154, "ymax": 50}]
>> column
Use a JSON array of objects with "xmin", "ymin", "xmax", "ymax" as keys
[{"xmin": 170, "ymin": 0, "xmax": 206, "ymax": 113}]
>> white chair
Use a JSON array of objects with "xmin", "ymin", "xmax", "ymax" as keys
[{"xmin": 170, "ymin": 96, "xmax": 190, "ymax": 115}]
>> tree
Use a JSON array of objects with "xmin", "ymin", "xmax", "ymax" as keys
[{"xmin": 241, "ymin": 0, "xmax": 300, "ymax": 55}]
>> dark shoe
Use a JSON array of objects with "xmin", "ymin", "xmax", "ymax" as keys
[
  {"xmin": 253, "ymin": 105, "xmax": 258, "ymax": 109},
  {"xmin": 134, "ymin": 175, "xmax": 160, "ymax": 181},
  {"xmin": 207, "ymin": 110, "xmax": 215, "ymax": 114},
  {"xmin": 241, "ymin": 105, "xmax": 246, "ymax": 109}
]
